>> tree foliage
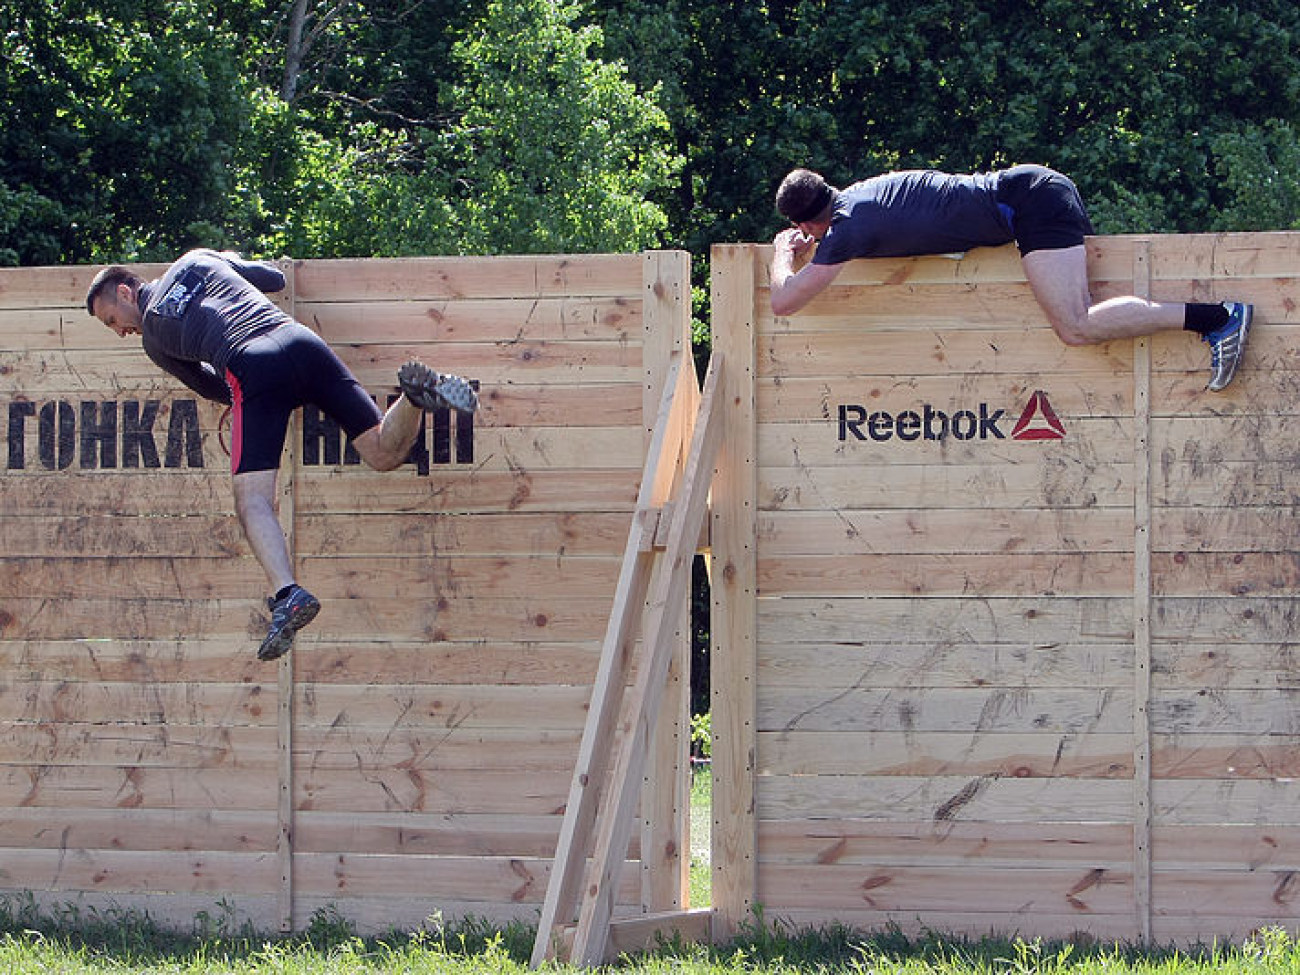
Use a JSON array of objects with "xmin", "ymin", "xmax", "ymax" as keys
[{"xmin": 5, "ymin": 0, "xmax": 1300, "ymax": 268}]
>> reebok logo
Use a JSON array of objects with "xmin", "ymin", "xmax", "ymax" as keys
[{"xmin": 837, "ymin": 390, "xmax": 1065, "ymax": 443}]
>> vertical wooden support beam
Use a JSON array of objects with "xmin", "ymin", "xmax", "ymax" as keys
[
  {"xmin": 707, "ymin": 244, "xmax": 758, "ymax": 941},
  {"xmin": 1131, "ymin": 239, "xmax": 1153, "ymax": 943},
  {"xmin": 276, "ymin": 257, "xmax": 300, "ymax": 934},
  {"xmin": 641, "ymin": 251, "xmax": 695, "ymax": 913}
]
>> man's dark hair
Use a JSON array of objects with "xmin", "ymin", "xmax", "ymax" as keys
[
  {"xmin": 85, "ymin": 266, "xmax": 143, "ymax": 316},
  {"xmin": 776, "ymin": 169, "xmax": 835, "ymax": 224}
]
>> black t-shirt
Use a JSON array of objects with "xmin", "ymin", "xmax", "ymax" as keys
[{"xmin": 811, "ymin": 170, "xmax": 1014, "ymax": 264}]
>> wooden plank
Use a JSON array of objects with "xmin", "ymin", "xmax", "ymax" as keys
[
  {"xmin": 295, "ymin": 554, "xmax": 623, "ymax": 601},
  {"xmin": 756, "ymin": 552, "xmax": 1134, "ymax": 598},
  {"xmin": 1152, "ymin": 552, "xmax": 1300, "ymax": 596},
  {"xmin": 0, "ymin": 556, "xmax": 267, "ymax": 599},
  {"xmin": 758, "ymin": 687, "xmax": 1134, "ymax": 735},
  {"xmin": 0, "ymin": 680, "xmax": 597, "ymax": 730},
  {"xmin": 293, "ymin": 642, "xmax": 601, "ymax": 685},
  {"xmin": 0, "ymin": 639, "xmax": 600, "ymax": 685},
  {"xmin": 759, "ymin": 733, "xmax": 1300, "ymax": 781},
  {"xmin": 0, "ymin": 474, "xmax": 233, "ymax": 516},
  {"xmin": 302, "ymin": 296, "xmax": 642, "ymax": 344},
  {"xmin": 758, "ymin": 509, "xmax": 1135, "ymax": 556},
  {"xmin": 293, "ymin": 811, "xmax": 563, "ymax": 857},
  {"xmin": 757, "ymin": 775, "xmax": 1135, "ymax": 823},
  {"xmin": 1151, "ymin": 871, "xmax": 1300, "ymax": 917},
  {"xmin": 1131, "ymin": 239, "xmax": 1154, "ymax": 943},
  {"xmin": 758, "ymin": 820, "xmax": 1132, "ymax": 867},
  {"xmin": 0, "ymin": 848, "xmax": 279, "ymax": 894},
  {"xmin": 1154, "ymin": 414, "xmax": 1300, "ymax": 462},
  {"xmin": 1, "ymin": 511, "xmax": 632, "ymax": 560},
  {"xmin": 708, "ymin": 244, "xmax": 759, "ymax": 941},
  {"xmin": 757, "ymin": 776, "xmax": 1300, "ymax": 826},
  {"xmin": 1153, "ymin": 596, "xmax": 1300, "ymax": 642},
  {"xmin": 757, "ymin": 328, "xmax": 1130, "ymax": 379},
  {"xmin": 291, "ymin": 728, "xmax": 582, "ymax": 773},
  {"xmin": 0, "ymin": 680, "xmax": 278, "ymax": 726},
  {"xmin": 0, "ymin": 594, "xmax": 624, "ymax": 643},
  {"xmin": 1154, "ymin": 507, "xmax": 1300, "ymax": 553},
  {"xmin": 758, "ymin": 731, "xmax": 1133, "ymax": 779},
  {"xmin": 0, "ymin": 722, "xmax": 275, "ymax": 768},
  {"xmin": 756, "ymin": 596, "xmax": 1135, "ymax": 644},
  {"xmin": 1, "ymin": 515, "xmax": 247, "ymax": 558},
  {"xmin": 1154, "ymin": 643, "xmax": 1300, "ymax": 689},
  {"xmin": 465, "ymin": 384, "xmax": 643, "ymax": 427},
  {"xmin": 1157, "ymin": 460, "xmax": 1300, "ymax": 506},
  {"xmin": 640, "ymin": 249, "xmax": 693, "ymax": 916},
  {"xmin": 1151, "ymin": 824, "xmax": 1300, "ymax": 867},
  {"xmin": 0, "ymin": 807, "xmax": 275, "ymax": 851},
  {"xmin": 295, "ymin": 511, "xmax": 631, "ymax": 557},
  {"xmin": 756, "ymin": 862, "xmax": 1132, "ymax": 914},
  {"xmin": 601, "ymin": 909, "xmax": 712, "ymax": 961},
  {"xmin": 278, "ymin": 346, "xmax": 301, "ymax": 932},
  {"xmin": 293, "ymin": 683, "xmax": 593, "ymax": 731},
  {"xmin": 295, "ymin": 768, "xmax": 572, "ymax": 815},
  {"xmin": 295, "ymin": 468, "xmax": 641, "ymax": 515},
  {"xmin": 0, "ymin": 765, "xmax": 279, "ymax": 809},
  {"xmin": 291, "ymin": 254, "xmax": 644, "ymax": 302},
  {"xmin": 1, "ymin": 341, "xmax": 645, "ymax": 393},
  {"xmin": 293, "ymin": 851, "xmax": 638, "ymax": 903},
  {"xmin": 760, "ymin": 462, "xmax": 1135, "ymax": 511},
  {"xmin": 758, "ymin": 642, "xmax": 1136, "ymax": 690},
  {"xmin": 1147, "ymin": 688, "xmax": 1300, "ymax": 734}
]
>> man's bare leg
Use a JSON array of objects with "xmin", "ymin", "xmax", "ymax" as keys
[
  {"xmin": 1021, "ymin": 245, "xmax": 1184, "ymax": 346},
  {"xmin": 232, "ymin": 468, "xmax": 320, "ymax": 661},
  {"xmin": 352, "ymin": 395, "xmax": 424, "ymax": 472},
  {"xmin": 232, "ymin": 469, "xmax": 294, "ymax": 592},
  {"xmin": 1021, "ymin": 244, "xmax": 1253, "ymax": 391}
]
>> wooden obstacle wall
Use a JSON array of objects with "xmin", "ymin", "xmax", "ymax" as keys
[
  {"xmin": 709, "ymin": 234, "xmax": 1300, "ymax": 946},
  {"xmin": 0, "ymin": 251, "xmax": 694, "ymax": 933}
]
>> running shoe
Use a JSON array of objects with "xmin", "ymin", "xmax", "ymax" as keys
[
  {"xmin": 1205, "ymin": 302, "xmax": 1252, "ymax": 392},
  {"xmin": 398, "ymin": 360, "xmax": 479, "ymax": 413},
  {"xmin": 258, "ymin": 584, "xmax": 320, "ymax": 661}
]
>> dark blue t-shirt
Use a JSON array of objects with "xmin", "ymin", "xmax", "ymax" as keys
[
  {"xmin": 811, "ymin": 170, "xmax": 1014, "ymax": 265},
  {"xmin": 136, "ymin": 249, "xmax": 291, "ymax": 404}
]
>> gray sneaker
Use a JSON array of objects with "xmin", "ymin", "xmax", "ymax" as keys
[
  {"xmin": 398, "ymin": 360, "xmax": 479, "ymax": 413},
  {"xmin": 258, "ymin": 585, "xmax": 320, "ymax": 661},
  {"xmin": 1205, "ymin": 302, "xmax": 1252, "ymax": 392}
]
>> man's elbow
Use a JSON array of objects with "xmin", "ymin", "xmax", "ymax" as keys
[{"xmin": 770, "ymin": 290, "xmax": 805, "ymax": 318}]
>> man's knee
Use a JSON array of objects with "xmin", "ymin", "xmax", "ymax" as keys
[
  {"xmin": 1048, "ymin": 312, "xmax": 1099, "ymax": 346},
  {"xmin": 351, "ymin": 426, "xmax": 404, "ymax": 472}
]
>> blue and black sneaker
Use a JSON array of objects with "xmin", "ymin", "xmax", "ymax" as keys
[
  {"xmin": 258, "ymin": 584, "xmax": 320, "ymax": 661},
  {"xmin": 1205, "ymin": 302, "xmax": 1253, "ymax": 392}
]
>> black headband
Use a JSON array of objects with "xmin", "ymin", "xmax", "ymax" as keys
[{"xmin": 785, "ymin": 184, "xmax": 833, "ymax": 224}]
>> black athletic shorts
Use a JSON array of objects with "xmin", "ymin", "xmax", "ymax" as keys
[
  {"xmin": 224, "ymin": 322, "xmax": 383, "ymax": 474},
  {"xmin": 995, "ymin": 164, "xmax": 1096, "ymax": 256}
]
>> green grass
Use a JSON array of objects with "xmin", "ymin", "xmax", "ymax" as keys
[
  {"xmin": 3, "ymin": 897, "xmax": 1300, "ymax": 975},
  {"xmin": 690, "ymin": 760, "xmax": 711, "ymax": 908}
]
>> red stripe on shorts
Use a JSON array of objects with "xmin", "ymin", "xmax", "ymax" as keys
[{"xmin": 226, "ymin": 370, "xmax": 244, "ymax": 474}]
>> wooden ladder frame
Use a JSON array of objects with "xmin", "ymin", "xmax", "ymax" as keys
[{"xmin": 531, "ymin": 352, "xmax": 725, "ymax": 967}]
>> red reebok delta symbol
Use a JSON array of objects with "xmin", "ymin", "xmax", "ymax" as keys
[{"xmin": 1010, "ymin": 390, "xmax": 1066, "ymax": 440}]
